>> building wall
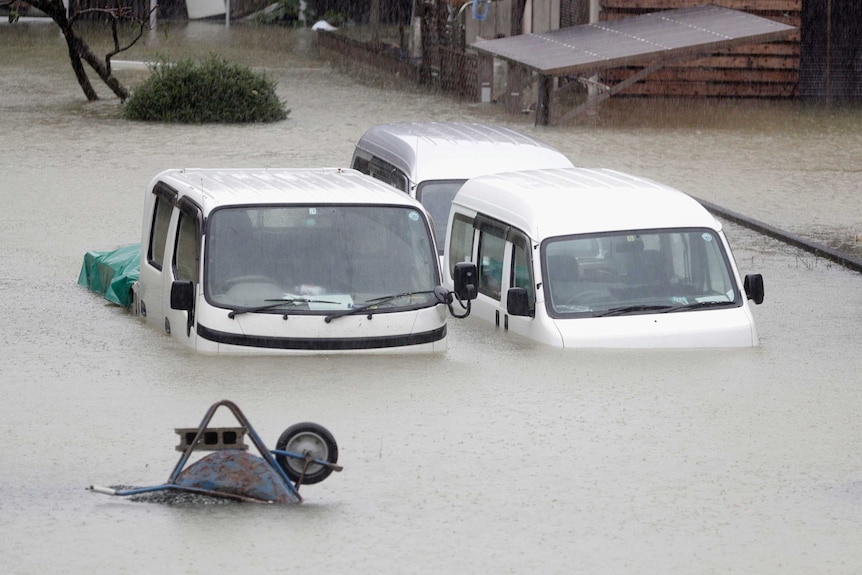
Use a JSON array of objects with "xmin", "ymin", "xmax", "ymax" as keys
[
  {"xmin": 800, "ymin": 0, "xmax": 862, "ymax": 99},
  {"xmin": 598, "ymin": 0, "xmax": 802, "ymax": 98},
  {"xmin": 463, "ymin": 0, "xmax": 563, "ymax": 44}
]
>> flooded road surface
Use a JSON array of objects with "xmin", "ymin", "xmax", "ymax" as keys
[{"xmin": 1, "ymin": 20, "xmax": 861, "ymax": 575}]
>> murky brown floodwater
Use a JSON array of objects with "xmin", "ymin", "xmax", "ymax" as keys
[{"xmin": 1, "ymin": 19, "xmax": 861, "ymax": 575}]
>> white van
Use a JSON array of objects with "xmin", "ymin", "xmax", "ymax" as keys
[
  {"xmin": 135, "ymin": 168, "xmax": 477, "ymax": 354},
  {"xmin": 351, "ymin": 122, "xmax": 575, "ymax": 252},
  {"xmin": 443, "ymin": 168, "xmax": 765, "ymax": 348}
]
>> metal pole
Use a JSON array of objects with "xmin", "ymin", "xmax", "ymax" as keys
[
  {"xmin": 587, "ymin": 0, "xmax": 600, "ymax": 99},
  {"xmin": 371, "ymin": 0, "xmax": 380, "ymax": 49},
  {"xmin": 825, "ymin": 0, "xmax": 831, "ymax": 101}
]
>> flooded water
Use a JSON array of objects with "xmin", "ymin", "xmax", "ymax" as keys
[{"xmin": 2, "ymin": 19, "xmax": 861, "ymax": 575}]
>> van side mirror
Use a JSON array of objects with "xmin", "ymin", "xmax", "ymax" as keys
[
  {"xmin": 453, "ymin": 262, "xmax": 478, "ymax": 301},
  {"xmin": 743, "ymin": 273, "xmax": 764, "ymax": 305},
  {"xmin": 506, "ymin": 287, "xmax": 532, "ymax": 317},
  {"xmin": 170, "ymin": 280, "xmax": 194, "ymax": 311}
]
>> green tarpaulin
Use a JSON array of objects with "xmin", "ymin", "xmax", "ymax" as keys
[{"xmin": 78, "ymin": 244, "xmax": 141, "ymax": 308}]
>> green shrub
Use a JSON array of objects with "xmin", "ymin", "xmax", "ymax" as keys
[{"xmin": 122, "ymin": 55, "xmax": 290, "ymax": 123}]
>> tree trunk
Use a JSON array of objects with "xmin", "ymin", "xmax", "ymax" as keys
[
  {"xmin": 61, "ymin": 22, "xmax": 100, "ymax": 100},
  {"xmin": 24, "ymin": 0, "xmax": 130, "ymax": 101},
  {"xmin": 78, "ymin": 43, "xmax": 130, "ymax": 100}
]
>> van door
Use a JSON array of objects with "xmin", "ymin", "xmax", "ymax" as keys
[
  {"xmin": 473, "ymin": 216, "xmax": 508, "ymax": 327},
  {"xmin": 448, "ymin": 210, "xmax": 543, "ymax": 337},
  {"xmin": 138, "ymin": 183, "xmax": 176, "ymax": 330},
  {"xmin": 446, "ymin": 211, "xmax": 476, "ymax": 281},
  {"xmin": 502, "ymin": 231, "xmax": 538, "ymax": 338},
  {"xmin": 163, "ymin": 197, "xmax": 202, "ymax": 348}
]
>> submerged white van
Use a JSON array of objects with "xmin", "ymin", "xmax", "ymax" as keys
[
  {"xmin": 443, "ymin": 168, "xmax": 765, "ymax": 348},
  {"xmin": 351, "ymin": 122, "xmax": 575, "ymax": 252},
  {"xmin": 134, "ymin": 168, "xmax": 477, "ymax": 354}
]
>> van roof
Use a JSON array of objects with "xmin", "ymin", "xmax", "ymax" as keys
[
  {"xmin": 353, "ymin": 122, "xmax": 574, "ymax": 185},
  {"xmin": 452, "ymin": 168, "xmax": 722, "ymax": 239},
  {"xmin": 151, "ymin": 168, "xmax": 425, "ymax": 213}
]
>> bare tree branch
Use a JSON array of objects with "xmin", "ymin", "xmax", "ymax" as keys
[{"xmin": 13, "ymin": 0, "xmax": 156, "ymax": 102}]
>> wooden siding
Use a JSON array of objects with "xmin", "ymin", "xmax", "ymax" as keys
[{"xmin": 599, "ymin": 0, "xmax": 801, "ymax": 97}]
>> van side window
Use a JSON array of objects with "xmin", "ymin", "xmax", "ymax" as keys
[
  {"xmin": 448, "ymin": 213, "xmax": 475, "ymax": 277},
  {"xmin": 478, "ymin": 229, "xmax": 505, "ymax": 301},
  {"xmin": 393, "ymin": 172, "xmax": 409, "ymax": 192},
  {"xmin": 510, "ymin": 235, "xmax": 535, "ymax": 310},
  {"xmin": 352, "ymin": 156, "xmax": 369, "ymax": 173},
  {"xmin": 147, "ymin": 194, "xmax": 173, "ymax": 270},
  {"xmin": 174, "ymin": 210, "xmax": 200, "ymax": 282},
  {"xmin": 367, "ymin": 157, "xmax": 409, "ymax": 193},
  {"xmin": 416, "ymin": 180, "xmax": 465, "ymax": 253}
]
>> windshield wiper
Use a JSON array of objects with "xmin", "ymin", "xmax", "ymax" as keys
[
  {"xmin": 662, "ymin": 300, "xmax": 735, "ymax": 313},
  {"xmin": 324, "ymin": 290, "xmax": 436, "ymax": 323},
  {"xmin": 228, "ymin": 297, "xmax": 343, "ymax": 318},
  {"xmin": 597, "ymin": 304, "xmax": 674, "ymax": 317}
]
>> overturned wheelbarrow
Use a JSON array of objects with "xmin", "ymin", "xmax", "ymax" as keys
[{"xmin": 88, "ymin": 399, "xmax": 341, "ymax": 504}]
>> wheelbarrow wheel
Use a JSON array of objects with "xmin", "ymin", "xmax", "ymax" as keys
[{"xmin": 275, "ymin": 422, "xmax": 339, "ymax": 485}]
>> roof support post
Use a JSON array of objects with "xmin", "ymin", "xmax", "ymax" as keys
[
  {"xmin": 506, "ymin": 63, "xmax": 530, "ymax": 114},
  {"xmin": 535, "ymin": 74, "xmax": 552, "ymax": 125},
  {"xmin": 478, "ymin": 53, "xmax": 494, "ymax": 103},
  {"xmin": 370, "ymin": 0, "xmax": 381, "ymax": 50},
  {"xmin": 558, "ymin": 60, "xmax": 667, "ymax": 123}
]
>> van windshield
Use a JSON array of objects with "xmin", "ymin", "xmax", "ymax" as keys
[
  {"xmin": 205, "ymin": 205, "xmax": 439, "ymax": 313},
  {"xmin": 542, "ymin": 228, "xmax": 740, "ymax": 318},
  {"xmin": 416, "ymin": 180, "xmax": 466, "ymax": 254}
]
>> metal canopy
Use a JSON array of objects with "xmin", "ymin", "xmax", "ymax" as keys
[
  {"xmin": 471, "ymin": 4, "xmax": 797, "ymax": 123},
  {"xmin": 472, "ymin": 5, "xmax": 795, "ymax": 77}
]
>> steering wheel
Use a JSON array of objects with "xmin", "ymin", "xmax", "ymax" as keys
[
  {"xmin": 574, "ymin": 290, "xmax": 609, "ymax": 305},
  {"xmin": 215, "ymin": 275, "xmax": 282, "ymax": 293}
]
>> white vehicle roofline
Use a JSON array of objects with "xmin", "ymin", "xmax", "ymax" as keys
[
  {"xmin": 150, "ymin": 167, "xmax": 428, "ymax": 214},
  {"xmin": 353, "ymin": 122, "xmax": 575, "ymax": 185},
  {"xmin": 452, "ymin": 168, "xmax": 722, "ymax": 239}
]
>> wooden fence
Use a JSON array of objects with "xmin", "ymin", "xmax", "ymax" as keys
[
  {"xmin": 314, "ymin": 31, "xmax": 422, "ymax": 83},
  {"xmin": 318, "ymin": 1, "xmax": 805, "ymax": 103}
]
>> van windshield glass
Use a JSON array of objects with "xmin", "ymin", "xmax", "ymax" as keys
[
  {"xmin": 542, "ymin": 228, "xmax": 740, "ymax": 318},
  {"xmin": 205, "ymin": 205, "xmax": 439, "ymax": 313},
  {"xmin": 416, "ymin": 180, "xmax": 466, "ymax": 254}
]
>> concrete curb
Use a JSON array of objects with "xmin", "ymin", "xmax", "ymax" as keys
[{"xmin": 694, "ymin": 197, "xmax": 862, "ymax": 274}]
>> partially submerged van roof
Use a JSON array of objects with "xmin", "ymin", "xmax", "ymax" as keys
[
  {"xmin": 453, "ymin": 168, "xmax": 722, "ymax": 239},
  {"xmin": 353, "ymin": 122, "xmax": 574, "ymax": 185},
  {"xmin": 151, "ymin": 168, "xmax": 424, "ymax": 212}
]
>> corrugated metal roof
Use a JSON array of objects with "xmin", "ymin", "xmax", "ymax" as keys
[{"xmin": 472, "ymin": 5, "xmax": 796, "ymax": 77}]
